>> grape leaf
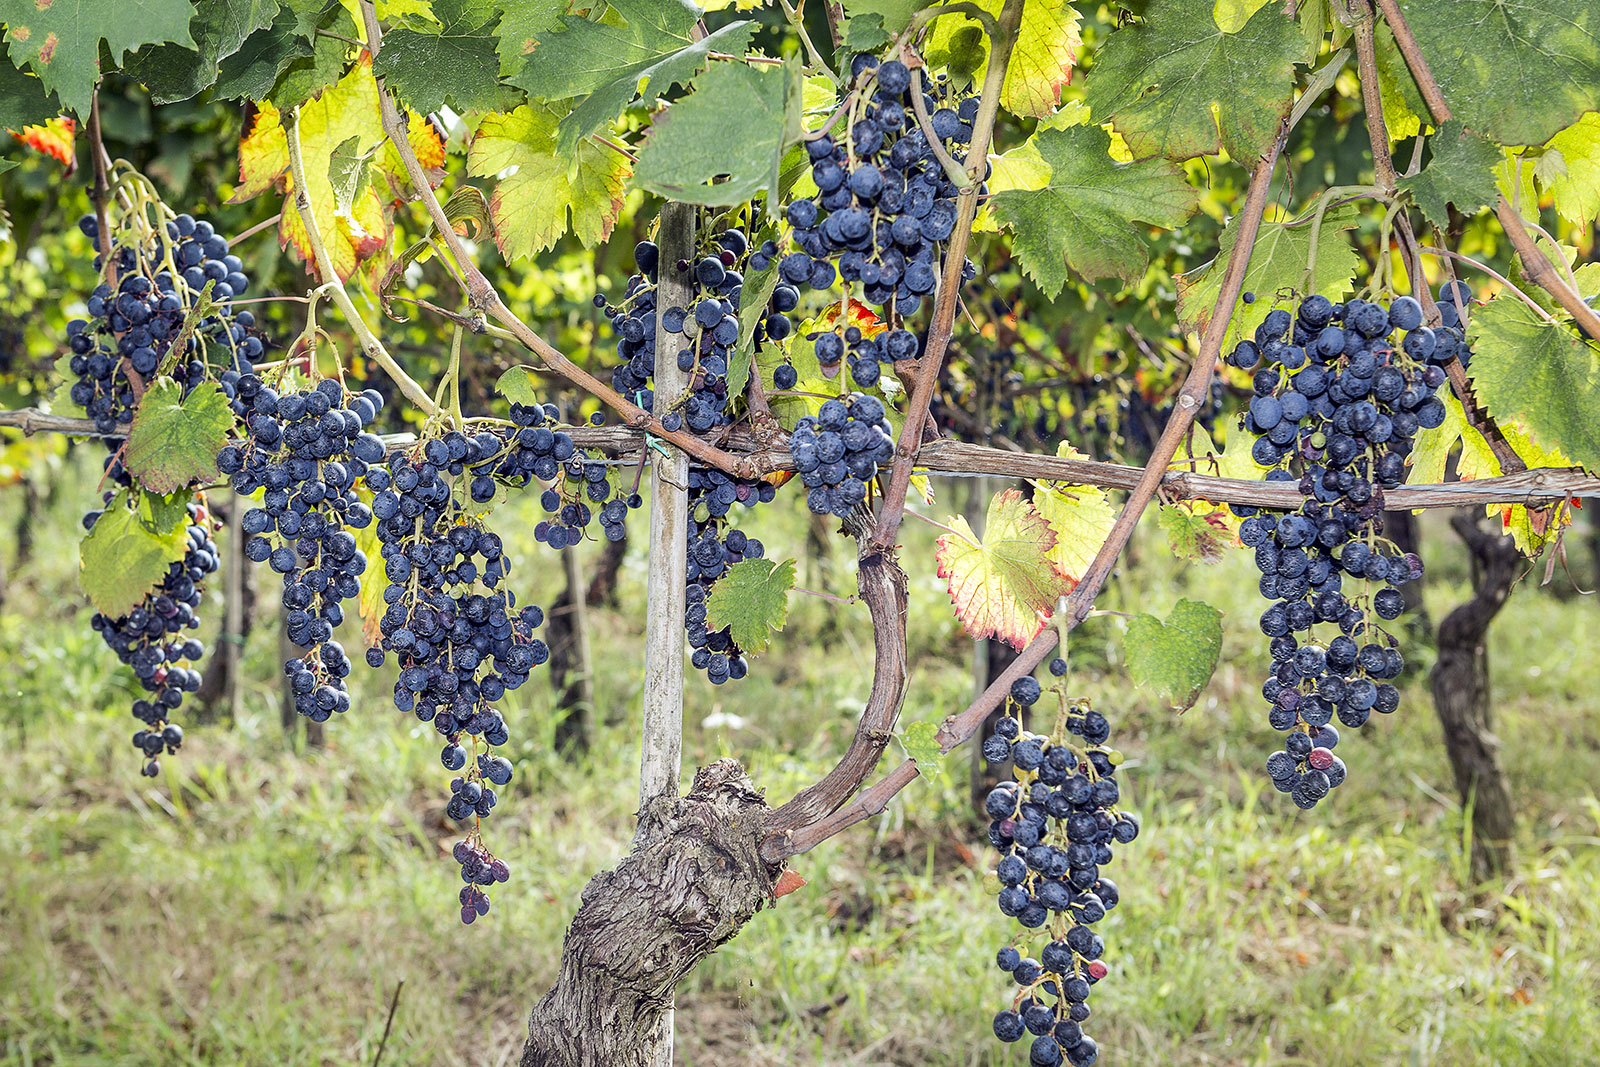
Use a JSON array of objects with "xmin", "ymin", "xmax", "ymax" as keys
[
  {"xmin": 374, "ymin": 0, "xmax": 516, "ymax": 114},
  {"xmin": 1468, "ymin": 294, "xmax": 1600, "ymax": 472},
  {"xmin": 79, "ymin": 488, "xmax": 190, "ymax": 619},
  {"xmin": 0, "ymin": 0, "xmax": 196, "ymax": 114},
  {"xmin": 467, "ymin": 103, "xmax": 632, "ymax": 260},
  {"xmin": 14, "ymin": 115, "xmax": 75, "ymax": 167},
  {"xmin": 841, "ymin": 12, "xmax": 891, "ymax": 52},
  {"xmin": 989, "ymin": 125, "xmax": 1197, "ymax": 294},
  {"xmin": 125, "ymin": 0, "xmax": 282, "ymax": 104},
  {"xmin": 633, "ymin": 60, "xmax": 793, "ymax": 206},
  {"xmin": 124, "ymin": 378, "xmax": 233, "ymax": 494},
  {"xmin": 1158, "ymin": 504, "xmax": 1229, "ymax": 563},
  {"xmin": 902, "ymin": 721, "xmax": 943, "ymax": 766},
  {"xmin": 1177, "ymin": 204, "xmax": 1360, "ymax": 340},
  {"xmin": 0, "ymin": 58, "xmax": 61, "ymax": 130},
  {"xmin": 1031, "ymin": 453, "xmax": 1115, "ymax": 584},
  {"xmin": 1394, "ymin": 0, "xmax": 1600, "ymax": 147},
  {"xmin": 935, "ymin": 488, "xmax": 1074, "ymax": 650},
  {"xmin": 495, "ymin": 365, "xmax": 543, "ymax": 408},
  {"xmin": 1397, "ymin": 121, "xmax": 1501, "ymax": 227},
  {"xmin": 704, "ymin": 557, "xmax": 795, "ymax": 655},
  {"xmin": 231, "ymin": 55, "xmax": 393, "ymax": 281},
  {"xmin": 493, "ymin": 0, "xmax": 564, "ymax": 78},
  {"xmin": 328, "ymin": 134, "xmax": 374, "ymax": 217},
  {"xmin": 212, "ymin": 6, "xmax": 316, "ymax": 102},
  {"xmin": 508, "ymin": 0, "xmax": 758, "ymax": 156},
  {"xmin": 1124, "ymin": 598, "xmax": 1223, "ymax": 711},
  {"xmin": 265, "ymin": 9, "xmax": 348, "ymax": 109},
  {"xmin": 1084, "ymin": 0, "xmax": 1301, "ymax": 163},
  {"xmin": 138, "ymin": 487, "xmax": 193, "ymax": 533},
  {"xmin": 1539, "ymin": 112, "xmax": 1600, "ymax": 227},
  {"xmin": 924, "ymin": 0, "xmax": 1082, "ymax": 119}
]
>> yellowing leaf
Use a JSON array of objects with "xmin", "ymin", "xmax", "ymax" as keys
[
  {"xmin": 934, "ymin": 488, "xmax": 1074, "ymax": 649},
  {"xmin": 926, "ymin": 0, "xmax": 1082, "ymax": 119},
  {"xmin": 13, "ymin": 114, "xmax": 75, "ymax": 167},
  {"xmin": 1540, "ymin": 111, "xmax": 1600, "ymax": 226},
  {"xmin": 1032, "ymin": 453, "xmax": 1115, "ymax": 583},
  {"xmin": 231, "ymin": 55, "xmax": 399, "ymax": 281},
  {"xmin": 466, "ymin": 102, "xmax": 631, "ymax": 260},
  {"xmin": 79, "ymin": 488, "xmax": 191, "ymax": 619}
]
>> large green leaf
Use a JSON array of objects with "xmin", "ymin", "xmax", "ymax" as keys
[
  {"xmin": 124, "ymin": 378, "xmax": 234, "ymax": 494},
  {"xmin": 1083, "ymin": 0, "xmax": 1302, "ymax": 163},
  {"xmin": 212, "ymin": 6, "xmax": 315, "ymax": 102},
  {"xmin": 374, "ymin": 0, "xmax": 516, "ymax": 114},
  {"xmin": 633, "ymin": 60, "xmax": 792, "ymax": 206},
  {"xmin": 1176, "ymin": 204, "xmax": 1360, "ymax": 339},
  {"xmin": 704, "ymin": 557, "xmax": 796, "ymax": 655},
  {"xmin": 467, "ymin": 102, "xmax": 632, "ymax": 260},
  {"xmin": 125, "ymin": 0, "xmax": 281, "ymax": 104},
  {"xmin": 1124, "ymin": 598, "xmax": 1223, "ymax": 711},
  {"xmin": 1539, "ymin": 112, "xmax": 1600, "ymax": 227},
  {"xmin": 1468, "ymin": 295, "xmax": 1600, "ymax": 471},
  {"xmin": 988, "ymin": 125, "xmax": 1196, "ymax": 295},
  {"xmin": 508, "ymin": 0, "xmax": 758, "ymax": 155},
  {"xmin": 0, "ymin": 58, "xmax": 61, "ymax": 130},
  {"xmin": 79, "ymin": 488, "xmax": 190, "ymax": 619},
  {"xmin": 0, "ymin": 0, "xmax": 197, "ymax": 114},
  {"xmin": 1394, "ymin": 0, "xmax": 1600, "ymax": 147},
  {"xmin": 493, "ymin": 0, "xmax": 564, "ymax": 78},
  {"xmin": 1396, "ymin": 120, "xmax": 1501, "ymax": 226}
]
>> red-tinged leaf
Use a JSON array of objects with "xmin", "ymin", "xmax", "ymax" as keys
[
  {"xmin": 772, "ymin": 869, "xmax": 807, "ymax": 899},
  {"xmin": 935, "ymin": 488, "xmax": 1074, "ymax": 650},
  {"xmin": 13, "ymin": 115, "xmax": 75, "ymax": 168}
]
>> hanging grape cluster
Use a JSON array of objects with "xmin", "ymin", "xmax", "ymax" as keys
[
  {"xmin": 778, "ymin": 56, "xmax": 981, "ymax": 390},
  {"xmin": 68, "ymin": 212, "xmax": 264, "ymax": 434},
  {"xmin": 370, "ymin": 436, "xmax": 550, "ymax": 922},
  {"xmin": 982, "ymin": 677, "xmax": 1136, "ymax": 1067},
  {"xmin": 219, "ymin": 376, "xmax": 385, "ymax": 722},
  {"xmin": 1228, "ymin": 288, "xmax": 1462, "ymax": 806}
]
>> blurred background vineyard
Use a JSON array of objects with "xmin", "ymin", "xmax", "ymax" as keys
[{"xmin": 4, "ymin": 4, "xmax": 1600, "ymax": 1063}]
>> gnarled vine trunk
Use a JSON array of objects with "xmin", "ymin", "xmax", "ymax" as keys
[
  {"xmin": 519, "ymin": 759, "xmax": 779, "ymax": 1066},
  {"xmin": 1430, "ymin": 512, "xmax": 1521, "ymax": 880}
]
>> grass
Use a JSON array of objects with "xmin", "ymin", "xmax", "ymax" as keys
[{"xmin": 1, "ymin": 456, "xmax": 1597, "ymax": 1066}]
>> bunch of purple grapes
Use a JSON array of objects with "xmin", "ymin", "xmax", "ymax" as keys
[
  {"xmin": 981, "ymin": 677, "xmax": 1137, "ymax": 1067},
  {"xmin": 1227, "ymin": 288, "xmax": 1466, "ymax": 806}
]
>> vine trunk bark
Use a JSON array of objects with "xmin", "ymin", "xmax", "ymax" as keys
[
  {"xmin": 1430, "ymin": 512, "xmax": 1521, "ymax": 880},
  {"xmin": 517, "ymin": 760, "xmax": 779, "ymax": 1066}
]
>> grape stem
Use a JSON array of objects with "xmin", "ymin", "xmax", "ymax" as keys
[{"xmin": 867, "ymin": 0, "xmax": 1026, "ymax": 557}]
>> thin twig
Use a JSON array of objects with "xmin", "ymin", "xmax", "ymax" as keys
[
  {"xmin": 1495, "ymin": 199, "xmax": 1600, "ymax": 338},
  {"xmin": 372, "ymin": 980, "xmax": 404, "ymax": 1067},
  {"xmin": 1417, "ymin": 246, "xmax": 1556, "ymax": 322},
  {"xmin": 226, "ymin": 212, "xmax": 283, "ymax": 247}
]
